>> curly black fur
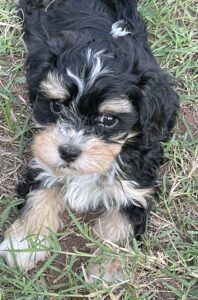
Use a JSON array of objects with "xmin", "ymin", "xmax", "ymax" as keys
[{"xmin": 17, "ymin": 0, "xmax": 179, "ymax": 236}]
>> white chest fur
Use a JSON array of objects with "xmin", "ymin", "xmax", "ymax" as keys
[
  {"xmin": 31, "ymin": 159, "xmax": 150, "ymax": 212},
  {"xmin": 62, "ymin": 168, "xmax": 149, "ymax": 212}
]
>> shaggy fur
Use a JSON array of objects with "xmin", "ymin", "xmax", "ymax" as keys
[{"xmin": 0, "ymin": 0, "xmax": 179, "ymax": 275}]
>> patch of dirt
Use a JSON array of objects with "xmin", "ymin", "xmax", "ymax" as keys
[
  {"xmin": 0, "ymin": 121, "xmax": 32, "ymax": 197},
  {"xmin": 46, "ymin": 234, "xmax": 90, "ymax": 286},
  {"xmin": 45, "ymin": 212, "xmax": 94, "ymax": 286},
  {"xmin": 0, "ymin": 56, "xmax": 30, "ymax": 195},
  {"xmin": 0, "ymin": 132, "xmax": 23, "ymax": 195},
  {"xmin": 180, "ymin": 104, "xmax": 198, "ymax": 137}
]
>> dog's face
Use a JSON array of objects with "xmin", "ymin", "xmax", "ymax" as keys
[
  {"xmin": 29, "ymin": 28, "xmax": 178, "ymax": 176},
  {"xmin": 32, "ymin": 49, "xmax": 140, "ymax": 174},
  {"xmin": 33, "ymin": 52, "xmax": 137, "ymax": 174}
]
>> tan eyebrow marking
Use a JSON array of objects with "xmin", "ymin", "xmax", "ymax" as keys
[
  {"xmin": 99, "ymin": 98, "xmax": 133, "ymax": 114},
  {"xmin": 40, "ymin": 72, "xmax": 69, "ymax": 101}
]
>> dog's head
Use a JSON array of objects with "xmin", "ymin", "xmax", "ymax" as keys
[
  {"xmin": 32, "ymin": 48, "xmax": 139, "ymax": 173},
  {"xmin": 29, "ymin": 32, "xmax": 178, "ymax": 175}
]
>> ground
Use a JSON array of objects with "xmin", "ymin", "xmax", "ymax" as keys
[{"xmin": 0, "ymin": 0, "xmax": 197, "ymax": 299}]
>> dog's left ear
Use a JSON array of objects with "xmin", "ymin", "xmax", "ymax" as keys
[{"xmin": 135, "ymin": 70, "xmax": 179, "ymax": 140}]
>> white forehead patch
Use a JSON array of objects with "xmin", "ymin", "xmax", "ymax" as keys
[
  {"xmin": 67, "ymin": 49, "xmax": 110, "ymax": 102},
  {"xmin": 110, "ymin": 20, "xmax": 131, "ymax": 38},
  {"xmin": 67, "ymin": 68, "xmax": 85, "ymax": 100},
  {"xmin": 86, "ymin": 49, "xmax": 109, "ymax": 88}
]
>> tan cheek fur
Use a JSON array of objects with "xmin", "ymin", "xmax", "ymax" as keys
[
  {"xmin": 32, "ymin": 127, "xmax": 60, "ymax": 167},
  {"xmin": 80, "ymin": 138, "xmax": 121, "ymax": 173},
  {"xmin": 32, "ymin": 127, "xmax": 122, "ymax": 173}
]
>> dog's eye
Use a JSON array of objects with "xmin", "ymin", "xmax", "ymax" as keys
[
  {"xmin": 98, "ymin": 114, "xmax": 118, "ymax": 128},
  {"xmin": 50, "ymin": 101, "xmax": 63, "ymax": 114}
]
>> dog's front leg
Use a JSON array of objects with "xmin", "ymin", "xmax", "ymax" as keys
[
  {"xmin": 88, "ymin": 206, "xmax": 148, "ymax": 283},
  {"xmin": 0, "ymin": 187, "xmax": 64, "ymax": 271},
  {"xmin": 87, "ymin": 209, "xmax": 134, "ymax": 283}
]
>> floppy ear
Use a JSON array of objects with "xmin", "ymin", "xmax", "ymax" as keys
[
  {"xmin": 24, "ymin": 36, "xmax": 53, "ymax": 102},
  {"xmin": 136, "ymin": 70, "xmax": 179, "ymax": 141}
]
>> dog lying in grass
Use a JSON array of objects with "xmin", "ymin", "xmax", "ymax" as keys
[{"xmin": 0, "ymin": 0, "xmax": 179, "ymax": 281}]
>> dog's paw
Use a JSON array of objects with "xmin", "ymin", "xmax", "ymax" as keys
[
  {"xmin": 0, "ymin": 226, "xmax": 49, "ymax": 271},
  {"xmin": 87, "ymin": 258, "xmax": 124, "ymax": 285}
]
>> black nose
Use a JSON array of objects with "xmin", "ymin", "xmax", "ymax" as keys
[{"xmin": 59, "ymin": 146, "xmax": 81, "ymax": 162}]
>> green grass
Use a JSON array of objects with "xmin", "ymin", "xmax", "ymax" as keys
[{"xmin": 0, "ymin": 0, "xmax": 197, "ymax": 299}]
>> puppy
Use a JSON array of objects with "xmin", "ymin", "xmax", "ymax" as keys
[{"xmin": 0, "ymin": 0, "xmax": 179, "ymax": 275}]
